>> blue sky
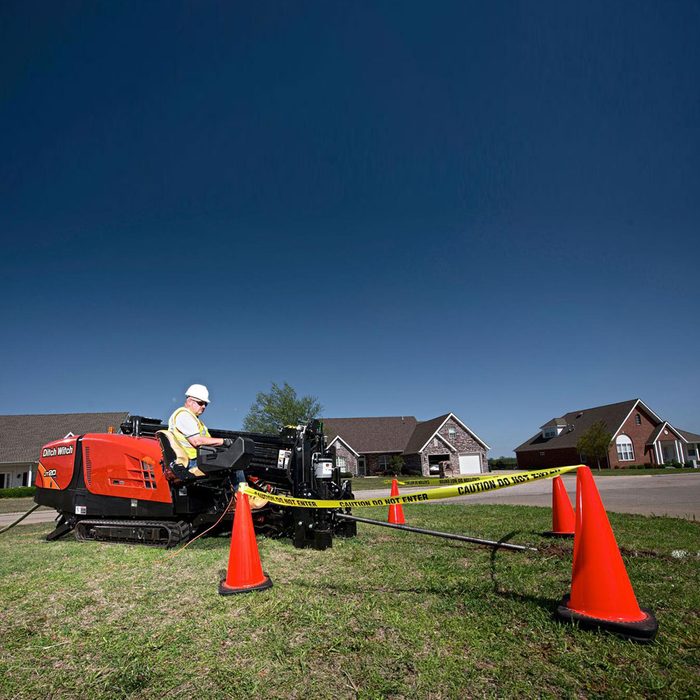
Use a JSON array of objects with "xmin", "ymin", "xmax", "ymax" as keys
[{"xmin": 1, "ymin": 1, "xmax": 698, "ymax": 456}]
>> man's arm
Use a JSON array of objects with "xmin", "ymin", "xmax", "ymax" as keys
[{"xmin": 187, "ymin": 434, "xmax": 226, "ymax": 448}]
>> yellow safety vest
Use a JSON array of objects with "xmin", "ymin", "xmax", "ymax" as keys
[{"xmin": 168, "ymin": 407, "xmax": 211, "ymax": 460}]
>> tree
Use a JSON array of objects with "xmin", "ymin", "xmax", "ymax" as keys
[
  {"xmin": 388, "ymin": 455, "xmax": 405, "ymax": 476},
  {"xmin": 488, "ymin": 456, "xmax": 518, "ymax": 469},
  {"xmin": 576, "ymin": 420, "xmax": 613, "ymax": 470},
  {"xmin": 243, "ymin": 382, "xmax": 322, "ymax": 434}
]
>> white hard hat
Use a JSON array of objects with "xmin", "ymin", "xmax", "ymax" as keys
[{"xmin": 185, "ymin": 384, "xmax": 210, "ymax": 404}]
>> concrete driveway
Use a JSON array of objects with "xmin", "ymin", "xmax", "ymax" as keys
[{"xmin": 0, "ymin": 508, "xmax": 58, "ymax": 529}]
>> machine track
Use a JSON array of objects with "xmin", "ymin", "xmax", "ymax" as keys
[{"xmin": 74, "ymin": 519, "xmax": 192, "ymax": 548}]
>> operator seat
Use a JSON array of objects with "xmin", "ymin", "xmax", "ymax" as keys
[{"xmin": 156, "ymin": 430, "xmax": 205, "ymax": 482}]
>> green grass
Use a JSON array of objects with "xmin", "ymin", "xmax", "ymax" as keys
[
  {"xmin": 0, "ymin": 497, "xmax": 51, "ymax": 514},
  {"xmin": 1, "ymin": 505, "xmax": 698, "ymax": 699},
  {"xmin": 0, "ymin": 486, "xmax": 36, "ymax": 498},
  {"xmin": 348, "ymin": 477, "xmax": 389, "ymax": 491}
]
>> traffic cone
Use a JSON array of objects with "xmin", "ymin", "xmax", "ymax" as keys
[
  {"xmin": 543, "ymin": 476, "xmax": 575, "ymax": 537},
  {"xmin": 388, "ymin": 478, "xmax": 405, "ymax": 525},
  {"xmin": 219, "ymin": 492, "xmax": 273, "ymax": 596},
  {"xmin": 555, "ymin": 467, "xmax": 658, "ymax": 642}
]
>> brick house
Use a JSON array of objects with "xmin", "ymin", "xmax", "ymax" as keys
[
  {"xmin": 0, "ymin": 412, "xmax": 128, "ymax": 489},
  {"xmin": 514, "ymin": 399, "xmax": 700, "ymax": 469},
  {"xmin": 323, "ymin": 413, "xmax": 489, "ymax": 477}
]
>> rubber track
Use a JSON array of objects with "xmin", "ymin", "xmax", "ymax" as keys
[{"xmin": 74, "ymin": 519, "xmax": 192, "ymax": 548}]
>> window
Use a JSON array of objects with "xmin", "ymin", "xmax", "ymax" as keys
[
  {"xmin": 433, "ymin": 438, "xmax": 439, "ymax": 447},
  {"xmin": 543, "ymin": 428, "xmax": 556, "ymax": 439},
  {"xmin": 635, "ymin": 414, "xmax": 641, "ymax": 425},
  {"xmin": 357, "ymin": 456, "xmax": 367, "ymax": 476},
  {"xmin": 336, "ymin": 456, "xmax": 346, "ymax": 468},
  {"xmin": 377, "ymin": 455, "xmax": 390, "ymax": 471},
  {"xmin": 616, "ymin": 435, "xmax": 634, "ymax": 461},
  {"xmin": 448, "ymin": 427, "xmax": 456, "ymax": 438}
]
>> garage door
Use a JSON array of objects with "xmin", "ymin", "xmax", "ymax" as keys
[{"xmin": 458, "ymin": 454, "xmax": 481, "ymax": 474}]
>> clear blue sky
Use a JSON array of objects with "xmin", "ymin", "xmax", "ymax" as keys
[{"xmin": 1, "ymin": 2, "xmax": 698, "ymax": 457}]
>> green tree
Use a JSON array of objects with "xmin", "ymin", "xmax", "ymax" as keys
[
  {"xmin": 388, "ymin": 455, "xmax": 405, "ymax": 476},
  {"xmin": 576, "ymin": 420, "xmax": 612, "ymax": 470},
  {"xmin": 243, "ymin": 382, "xmax": 322, "ymax": 434},
  {"xmin": 488, "ymin": 456, "xmax": 518, "ymax": 469}
]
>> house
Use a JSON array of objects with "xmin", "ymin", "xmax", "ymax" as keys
[
  {"xmin": 323, "ymin": 413, "xmax": 489, "ymax": 477},
  {"xmin": 514, "ymin": 399, "xmax": 700, "ymax": 469},
  {"xmin": 0, "ymin": 412, "xmax": 128, "ymax": 489}
]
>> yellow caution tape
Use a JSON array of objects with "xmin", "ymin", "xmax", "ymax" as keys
[
  {"xmin": 386, "ymin": 475, "xmax": 481, "ymax": 487},
  {"xmin": 239, "ymin": 465, "xmax": 583, "ymax": 509}
]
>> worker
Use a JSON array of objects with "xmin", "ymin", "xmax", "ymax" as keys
[{"xmin": 168, "ymin": 384, "xmax": 246, "ymax": 489}]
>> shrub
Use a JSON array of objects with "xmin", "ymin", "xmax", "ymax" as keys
[
  {"xmin": 380, "ymin": 455, "xmax": 405, "ymax": 477},
  {"xmin": 0, "ymin": 486, "xmax": 36, "ymax": 498}
]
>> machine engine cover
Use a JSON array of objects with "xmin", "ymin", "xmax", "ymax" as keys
[{"xmin": 36, "ymin": 437, "xmax": 78, "ymax": 490}]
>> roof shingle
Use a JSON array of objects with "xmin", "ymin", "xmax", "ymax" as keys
[
  {"xmin": 403, "ymin": 414, "xmax": 451, "ymax": 454},
  {"xmin": 514, "ymin": 399, "xmax": 641, "ymax": 453},
  {"xmin": 323, "ymin": 416, "xmax": 417, "ymax": 453}
]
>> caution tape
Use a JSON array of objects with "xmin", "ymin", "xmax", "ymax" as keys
[
  {"xmin": 388, "ymin": 475, "xmax": 482, "ymax": 487},
  {"xmin": 239, "ymin": 465, "xmax": 583, "ymax": 509}
]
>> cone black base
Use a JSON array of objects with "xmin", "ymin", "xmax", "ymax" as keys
[
  {"xmin": 555, "ymin": 594, "xmax": 658, "ymax": 643},
  {"xmin": 218, "ymin": 571, "xmax": 273, "ymax": 596}
]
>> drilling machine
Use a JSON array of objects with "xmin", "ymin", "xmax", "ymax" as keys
[{"xmin": 34, "ymin": 416, "xmax": 356, "ymax": 549}]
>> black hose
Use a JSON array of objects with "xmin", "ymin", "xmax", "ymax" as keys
[{"xmin": 0, "ymin": 503, "xmax": 42, "ymax": 535}]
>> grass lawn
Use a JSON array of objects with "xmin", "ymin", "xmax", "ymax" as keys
[
  {"xmin": 0, "ymin": 498, "xmax": 51, "ymax": 515},
  {"xmin": 2, "ymin": 505, "xmax": 699, "ymax": 699}
]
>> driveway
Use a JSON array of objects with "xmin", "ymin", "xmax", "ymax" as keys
[{"xmin": 0, "ymin": 508, "xmax": 59, "ymax": 528}]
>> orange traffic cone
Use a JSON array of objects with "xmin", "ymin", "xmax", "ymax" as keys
[
  {"xmin": 388, "ymin": 478, "xmax": 405, "ymax": 525},
  {"xmin": 543, "ymin": 476, "xmax": 575, "ymax": 537},
  {"xmin": 219, "ymin": 492, "xmax": 273, "ymax": 596},
  {"xmin": 555, "ymin": 467, "xmax": 658, "ymax": 642}
]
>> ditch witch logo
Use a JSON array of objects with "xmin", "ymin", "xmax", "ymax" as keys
[{"xmin": 42, "ymin": 445, "xmax": 74, "ymax": 458}]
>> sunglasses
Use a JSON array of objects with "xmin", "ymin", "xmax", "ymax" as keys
[{"xmin": 190, "ymin": 399, "xmax": 208, "ymax": 407}]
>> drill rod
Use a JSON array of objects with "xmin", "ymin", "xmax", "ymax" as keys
[{"xmin": 335, "ymin": 513, "xmax": 538, "ymax": 552}]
